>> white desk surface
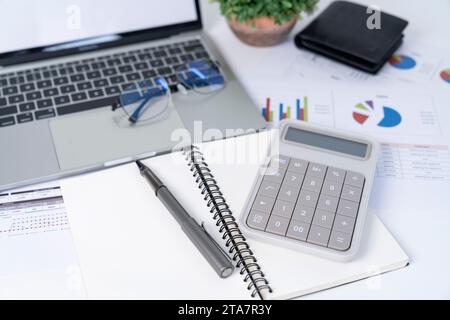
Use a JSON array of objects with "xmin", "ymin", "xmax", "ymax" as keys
[{"xmin": 200, "ymin": 0, "xmax": 450, "ymax": 299}]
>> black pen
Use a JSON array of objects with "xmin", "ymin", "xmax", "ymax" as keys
[{"xmin": 136, "ymin": 160, "xmax": 234, "ymax": 278}]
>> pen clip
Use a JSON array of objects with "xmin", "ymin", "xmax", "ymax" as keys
[{"xmin": 201, "ymin": 222, "xmax": 235, "ymax": 273}]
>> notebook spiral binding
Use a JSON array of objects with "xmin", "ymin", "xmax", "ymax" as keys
[{"xmin": 184, "ymin": 146, "xmax": 272, "ymax": 299}]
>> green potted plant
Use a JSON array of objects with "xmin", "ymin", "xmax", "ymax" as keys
[{"xmin": 212, "ymin": 0, "xmax": 319, "ymax": 47}]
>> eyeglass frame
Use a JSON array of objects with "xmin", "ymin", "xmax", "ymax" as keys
[{"xmin": 111, "ymin": 59, "xmax": 227, "ymax": 124}]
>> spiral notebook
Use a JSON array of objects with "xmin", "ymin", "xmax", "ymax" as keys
[
  {"xmin": 61, "ymin": 131, "xmax": 409, "ymax": 299},
  {"xmin": 184, "ymin": 145, "xmax": 271, "ymax": 299}
]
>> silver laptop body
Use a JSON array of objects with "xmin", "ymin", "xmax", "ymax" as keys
[{"xmin": 0, "ymin": 0, "xmax": 266, "ymax": 191}]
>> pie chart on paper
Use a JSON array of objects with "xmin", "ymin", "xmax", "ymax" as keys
[
  {"xmin": 352, "ymin": 101, "xmax": 373, "ymax": 125},
  {"xmin": 389, "ymin": 54, "xmax": 417, "ymax": 70},
  {"xmin": 440, "ymin": 69, "xmax": 450, "ymax": 83},
  {"xmin": 353, "ymin": 100, "xmax": 402, "ymax": 128}
]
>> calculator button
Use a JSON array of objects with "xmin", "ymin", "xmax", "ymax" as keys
[
  {"xmin": 272, "ymin": 200, "xmax": 295, "ymax": 219},
  {"xmin": 337, "ymin": 199, "xmax": 359, "ymax": 218},
  {"xmin": 297, "ymin": 189, "xmax": 319, "ymax": 208},
  {"xmin": 270, "ymin": 155, "xmax": 290, "ymax": 169},
  {"xmin": 328, "ymin": 231, "xmax": 352, "ymax": 251},
  {"xmin": 252, "ymin": 195, "xmax": 275, "ymax": 213},
  {"xmin": 278, "ymin": 185, "xmax": 300, "ymax": 203},
  {"xmin": 306, "ymin": 162, "xmax": 327, "ymax": 179},
  {"xmin": 259, "ymin": 181, "xmax": 280, "ymax": 198},
  {"xmin": 321, "ymin": 180, "xmax": 343, "ymax": 197},
  {"xmin": 325, "ymin": 167, "xmax": 346, "ymax": 183},
  {"xmin": 312, "ymin": 210, "xmax": 335, "ymax": 229},
  {"xmin": 283, "ymin": 171, "xmax": 305, "ymax": 188},
  {"xmin": 317, "ymin": 194, "xmax": 339, "ymax": 213},
  {"xmin": 333, "ymin": 215, "xmax": 356, "ymax": 234},
  {"xmin": 302, "ymin": 176, "xmax": 323, "ymax": 193},
  {"xmin": 286, "ymin": 220, "xmax": 310, "ymax": 242},
  {"xmin": 288, "ymin": 158, "xmax": 308, "ymax": 174},
  {"xmin": 345, "ymin": 171, "xmax": 365, "ymax": 188},
  {"xmin": 341, "ymin": 185, "xmax": 362, "ymax": 202},
  {"xmin": 266, "ymin": 215, "xmax": 289, "ymax": 236},
  {"xmin": 307, "ymin": 225, "xmax": 331, "ymax": 247},
  {"xmin": 247, "ymin": 211, "xmax": 270, "ymax": 231},
  {"xmin": 263, "ymin": 167, "xmax": 285, "ymax": 184},
  {"xmin": 292, "ymin": 205, "xmax": 315, "ymax": 223}
]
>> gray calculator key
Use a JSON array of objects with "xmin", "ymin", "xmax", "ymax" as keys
[
  {"xmin": 270, "ymin": 155, "xmax": 289, "ymax": 169},
  {"xmin": 258, "ymin": 181, "xmax": 281, "ymax": 198},
  {"xmin": 278, "ymin": 185, "xmax": 300, "ymax": 203},
  {"xmin": 317, "ymin": 194, "xmax": 339, "ymax": 213},
  {"xmin": 312, "ymin": 210, "xmax": 335, "ymax": 229},
  {"xmin": 266, "ymin": 215, "xmax": 289, "ymax": 236},
  {"xmin": 286, "ymin": 220, "xmax": 310, "ymax": 242},
  {"xmin": 337, "ymin": 199, "xmax": 359, "ymax": 218},
  {"xmin": 328, "ymin": 231, "xmax": 352, "ymax": 251},
  {"xmin": 283, "ymin": 171, "xmax": 305, "ymax": 188},
  {"xmin": 341, "ymin": 184, "xmax": 362, "ymax": 202},
  {"xmin": 307, "ymin": 225, "xmax": 331, "ymax": 247},
  {"xmin": 333, "ymin": 215, "xmax": 356, "ymax": 234},
  {"xmin": 345, "ymin": 171, "xmax": 365, "ymax": 188},
  {"xmin": 247, "ymin": 211, "xmax": 270, "ymax": 231},
  {"xmin": 292, "ymin": 205, "xmax": 315, "ymax": 223},
  {"xmin": 298, "ymin": 189, "xmax": 319, "ymax": 208},
  {"xmin": 272, "ymin": 200, "xmax": 295, "ymax": 219},
  {"xmin": 288, "ymin": 158, "xmax": 308, "ymax": 174},
  {"xmin": 252, "ymin": 195, "xmax": 275, "ymax": 213},
  {"xmin": 322, "ymin": 180, "xmax": 343, "ymax": 197},
  {"xmin": 263, "ymin": 167, "xmax": 285, "ymax": 184},
  {"xmin": 325, "ymin": 167, "xmax": 346, "ymax": 183},
  {"xmin": 306, "ymin": 162, "xmax": 327, "ymax": 179},
  {"xmin": 302, "ymin": 176, "xmax": 323, "ymax": 193}
]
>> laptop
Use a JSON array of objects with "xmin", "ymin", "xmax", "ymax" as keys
[{"xmin": 0, "ymin": 0, "xmax": 266, "ymax": 191}]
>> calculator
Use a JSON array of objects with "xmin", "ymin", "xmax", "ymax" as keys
[{"xmin": 241, "ymin": 121, "xmax": 379, "ymax": 261}]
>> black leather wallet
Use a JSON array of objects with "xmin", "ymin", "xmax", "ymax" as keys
[{"xmin": 294, "ymin": 1, "xmax": 408, "ymax": 74}]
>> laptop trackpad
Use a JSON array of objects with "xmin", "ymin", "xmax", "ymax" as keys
[{"xmin": 49, "ymin": 105, "xmax": 187, "ymax": 171}]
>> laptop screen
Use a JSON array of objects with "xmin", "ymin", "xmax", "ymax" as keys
[{"xmin": 0, "ymin": 0, "xmax": 199, "ymax": 64}]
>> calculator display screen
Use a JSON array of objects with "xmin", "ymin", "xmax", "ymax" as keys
[{"xmin": 285, "ymin": 128, "xmax": 368, "ymax": 158}]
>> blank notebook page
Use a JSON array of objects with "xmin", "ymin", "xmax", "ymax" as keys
[{"xmin": 61, "ymin": 132, "xmax": 408, "ymax": 299}]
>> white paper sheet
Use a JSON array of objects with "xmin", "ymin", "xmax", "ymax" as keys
[
  {"xmin": 0, "ymin": 182, "xmax": 86, "ymax": 299},
  {"xmin": 206, "ymin": 22, "xmax": 450, "ymax": 213},
  {"xmin": 61, "ymin": 133, "xmax": 408, "ymax": 300},
  {"xmin": 209, "ymin": 20, "xmax": 450, "ymax": 93}
]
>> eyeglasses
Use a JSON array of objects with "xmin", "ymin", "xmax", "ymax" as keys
[
  {"xmin": 175, "ymin": 59, "xmax": 226, "ymax": 94},
  {"xmin": 112, "ymin": 59, "xmax": 226, "ymax": 124}
]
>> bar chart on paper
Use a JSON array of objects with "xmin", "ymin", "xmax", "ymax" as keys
[
  {"xmin": 249, "ymin": 86, "xmax": 334, "ymax": 127},
  {"xmin": 261, "ymin": 96, "xmax": 310, "ymax": 122}
]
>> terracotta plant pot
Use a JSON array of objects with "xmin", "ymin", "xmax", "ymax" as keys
[{"xmin": 227, "ymin": 16, "xmax": 297, "ymax": 47}]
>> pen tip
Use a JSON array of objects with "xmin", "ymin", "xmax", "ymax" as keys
[{"xmin": 136, "ymin": 160, "xmax": 145, "ymax": 170}]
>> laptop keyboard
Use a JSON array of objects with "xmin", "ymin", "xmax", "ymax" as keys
[{"xmin": 0, "ymin": 39, "xmax": 211, "ymax": 128}]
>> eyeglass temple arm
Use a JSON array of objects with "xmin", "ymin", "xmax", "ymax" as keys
[
  {"xmin": 128, "ymin": 95, "xmax": 154, "ymax": 123},
  {"xmin": 129, "ymin": 89, "xmax": 167, "ymax": 123}
]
